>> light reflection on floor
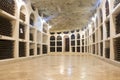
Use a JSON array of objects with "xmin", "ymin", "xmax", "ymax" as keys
[{"xmin": 0, "ymin": 54, "xmax": 120, "ymax": 80}]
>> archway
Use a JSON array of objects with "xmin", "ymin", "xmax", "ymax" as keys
[
  {"xmin": 20, "ymin": 6, "xmax": 26, "ymax": 21},
  {"xmin": 30, "ymin": 13, "xmax": 35, "ymax": 26}
]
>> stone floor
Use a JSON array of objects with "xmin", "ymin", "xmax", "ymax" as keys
[{"xmin": 0, "ymin": 54, "xmax": 120, "ymax": 80}]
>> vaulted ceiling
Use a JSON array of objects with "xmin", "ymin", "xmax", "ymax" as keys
[{"xmin": 31, "ymin": 0, "xmax": 99, "ymax": 32}]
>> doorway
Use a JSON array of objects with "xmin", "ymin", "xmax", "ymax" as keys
[{"xmin": 65, "ymin": 37, "xmax": 69, "ymax": 52}]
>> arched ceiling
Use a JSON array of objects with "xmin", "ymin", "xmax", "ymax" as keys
[{"xmin": 31, "ymin": 0, "xmax": 99, "ymax": 32}]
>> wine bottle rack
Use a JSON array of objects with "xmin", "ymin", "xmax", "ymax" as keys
[
  {"xmin": 30, "ymin": 18, "xmax": 34, "ymax": 26},
  {"xmin": 0, "ymin": 0, "xmax": 15, "ymax": 15},
  {"xmin": 85, "ymin": 39, "xmax": 87, "ymax": 45},
  {"xmin": 50, "ymin": 42, "xmax": 55, "ymax": 46},
  {"xmin": 115, "ymin": 13, "xmax": 120, "ymax": 34},
  {"xmin": 43, "ymin": 45, "xmax": 47, "ymax": 54},
  {"xmin": 105, "ymin": 48, "xmax": 110, "ymax": 58},
  {"xmin": 19, "ymin": 23, "xmax": 25, "ymax": 39},
  {"xmin": 71, "ymin": 35, "xmax": 75, "ymax": 39},
  {"xmin": 0, "ymin": 16, "xmax": 12, "ymax": 37},
  {"xmin": 114, "ymin": 0, "xmax": 120, "ymax": 8},
  {"xmin": 100, "ymin": 26, "xmax": 103, "ymax": 40},
  {"xmin": 77, "ymin": 47, "xmax": 80, "ymax": 52},
  {"xmin": 37, "ymin": 47, "xmax": 40, "ymax": 55},
  {"xmin": 85, "ymin": 46, "xmax": 87, "ymax": 52},
  {"xmin": 77, "ymin": 40, "xmax": 80, "ymax": 45},
  {"xmin": 0, "ymin": 40, "xmax": 14, "ymax": 59},
  {"xmin": 37, "ymin": 46, "xmax": 40, "ymax": 55},
  {"xmin": 71, "ymin": 41, "xmax": 75, "ymax": 46},
  {"xmin": 65, "ymin": 38, "xmax": 69, "ymax": 52},
  {"xmin": 114, "ymin": 38, "xmax": 120, "ymax": 61},
  {"xmin": 77, "ymin": 34, "xmax": 80, "ymax": 39},
  {"xmin": 30, "ymin": 49, "xmax": 34, "ymax": 56},
  {"xmin": 106, "ymin": 20, "xmax": 110, "ymax": 38},
  {"xmin": 20, "ymin": 12, "xmax": 25, "ymax": 21},
  {"xmin": 72, "ymin": 47, "xmax": 75, "ymax": 52},
  {"xmin": 100, "ymin": 42, "xmax": 103, "ymax": 56},
  {"xmin": 82, "ymin": 46, "xmax": 84, "ymax": 52},
  {"xmin": 82, "ymin": 39, "xmax": 84, "ymax": 45},
  {"xmin": 57, "ymin": 41, "xmax": 62, "ymax": 46},
  {"xmin": 29, "ymin": 43, "xmax": 35, "ymax": 56},
  {"xmin": 57, "ymin": 47, "xmax": 62, "ymax": 52},
  {"xmin": 30, "ymin": 33, "xmax": 33, "ymax": 41},
  {"xmin": 96, "ymin": 44, "xmax": 99, "ymax": 55},
  {"xmin": 19, "ymin": 42, "xmax": 26, "ymax": 57},
  {"xmin": 50, "ymin": 47, "xmax": 55, "ymax": 52},
  {"xmin": 100, "ymin": 9, "xmax": 103, "ymax": 23}
]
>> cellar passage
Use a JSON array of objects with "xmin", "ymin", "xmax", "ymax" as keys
[{"xmin": 0, "ymin": 55, "xmax": 119, "ymax": 80}]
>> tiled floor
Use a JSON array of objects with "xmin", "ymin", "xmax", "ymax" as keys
[{"xmin": 0, "ymin": 54, "xmax": 120, "ymax": 80}]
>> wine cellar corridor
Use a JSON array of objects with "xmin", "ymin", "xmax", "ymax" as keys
[{"xmin": 0, "ymin": 0, "xmax": 120, "ymax": 80}]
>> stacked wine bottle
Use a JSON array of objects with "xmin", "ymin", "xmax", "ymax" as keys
[
  {"xmin": 19, "ymin": 42, "xmax": 26, "ymax": 57},
  {"xmin": 43, "ymin": 45, "xmax": 47, "ymax": 54},
  {"xmin": 115, "ymin": 13, "xmax": 120, "ymax": 34},
  {"xmin": 0, "ymin": 0, "xmax": 15, "ymax": 15},
  {"xmin": 106, "ymin": 21, "xmax": 110, "ymax": 38},
  {"xmin": 30, "ymin": 49, "xmax": 34, "ymax": 56},
  {"xmin": 0, "ymin": 16, "xmax": 12, "ymax": 37},
  {"xmin": 100, "ymin": 26, "xmax": 103, "ymax": 40},
  {"xmin": 30, "ymin": 33, "xmax": 33, "ymax": 41},
  {"xmin": 0, "ymin": 40, "xmax": 14, "ymax": 59},
  {"xmin": 37, "ymin": 47, "xmax": 40, "ymax": 55}
]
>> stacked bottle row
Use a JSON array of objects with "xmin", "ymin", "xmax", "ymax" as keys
[
  {"xmin": 0, "ymin": 0, "xmax": 15, "ymax": 15},
  {"xmin": 0, "ymin": 0, "xmax": 49, "ymax": 60},
  {"xmin": 19, "ymin": 42, "xmax": 26, "ymax": 57},
  {"xmin": 43, "ymin": 45, "xmax": 48, "ymax": 54},
  {"xmin": 0, "ymin": 40, "xmax": 14, "ymax": 60},
  {"xmin": 115, "ymin": 13, "xmax": 120, "ymax": 34},
  {"xmin": 0, "ymin": 16, "xmax": 13, "ymax": 37},
  {"xmin": 83, "ymin": 0, "xmax": 120, "ymax": 62},
  {"xmin": 106, "ymin": 20, "xmax": 110, "ymax": 38}
]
